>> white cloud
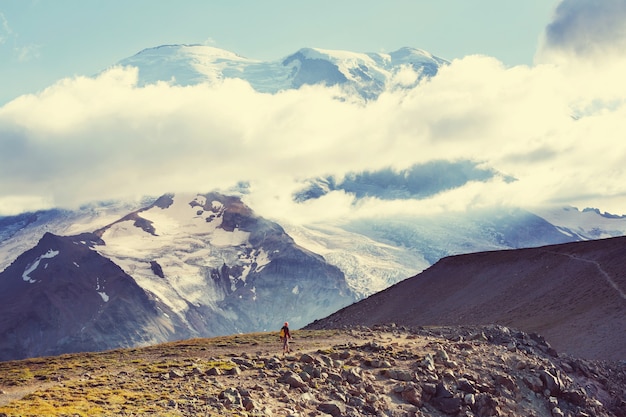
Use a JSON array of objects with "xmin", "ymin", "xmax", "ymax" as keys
[{"xmin": 1, "ymin": 21, "xmax": 626, "ymax": 221}]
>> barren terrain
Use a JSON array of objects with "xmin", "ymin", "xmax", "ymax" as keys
[
  {"xmin": 307, "ymin": 236, "xmax": 626, "ymax": 361},
  {"xmin": 1, "ymin": 326, "xmax": 624, "ymax": 417}
]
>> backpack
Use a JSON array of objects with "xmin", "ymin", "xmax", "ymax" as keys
[{"xmin": 279, "ymin": 328, "xmax": 286, "ymax": 338}]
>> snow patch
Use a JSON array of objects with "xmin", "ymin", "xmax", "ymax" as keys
[
  {"xmin": 211, "ymin": 228, "xmax": 250, "ymax": 246},
  {"xmin": 532, "ymin": 206, "xmax": 626, "ymax": 239},
  {"xmin": 22, "ymin": 249, "xmax": 59, "ymax": 283},
  {"xmin": 254, "ymin": 249, "xmax": 270, "ymax": 272},
  {"xmin": 98, "ymin": 291, "xmax": 109, "ymax": 302},
  {"xmin": 292, "ymin": 285, "xmax": 300, "ymax": 295}
]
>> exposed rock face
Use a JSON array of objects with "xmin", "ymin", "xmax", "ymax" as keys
[
  {"xmin": 0, "ymin": 232, "xmax": 188, "ymax": 361},
  {"xmin": 306, "ymin": 236, "xmax": 626, "ymax": 361}
]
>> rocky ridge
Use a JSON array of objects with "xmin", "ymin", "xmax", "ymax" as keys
[{"xmin": 0, "ymin": 325, "xmax": 624, "ymax": 417}]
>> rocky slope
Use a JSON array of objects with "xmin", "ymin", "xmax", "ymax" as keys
[
  {"xmin": 305, "ymin": 236, "xmax": 626, "ymax": 362},
  {"xmin": 0, "ymin": 326, "xmax": 624, "ymax": 417},
  {"xmin": 0, "ymin": 232, "xmax": 189, "ymax": 361}
]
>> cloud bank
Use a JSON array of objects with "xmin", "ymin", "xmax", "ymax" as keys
[{"xmin": 1, "ymin": 0, "xmax": 625, "ymax": 222}]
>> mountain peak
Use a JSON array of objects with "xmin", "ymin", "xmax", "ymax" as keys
[
  {"xmin": 130, "ymin": 44, "xmax": 249, "ymax": 60},
  {"xmin": 116, "ymin": 44, "xmax": 448, "ymax": 99}
]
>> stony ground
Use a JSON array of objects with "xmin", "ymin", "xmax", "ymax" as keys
[{"xmin": 0, "ymin": 325, "xmax": 624, "ymax": 417}]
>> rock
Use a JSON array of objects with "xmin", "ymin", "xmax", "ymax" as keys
[
  {"xmin": 228, "ymin": 366, "xmax": 242, "ymax": 376},
  {"xmin": 435, "ymin": 382, "xmax": 455, "ymax": 398},
  {"xmin": 231, "ymin": 357, "xmax": 254, "ymax": 369},
  {"xmin": 421, "ymin": 382, "xmax": 437, "ymax": 400},
  {"xmin": 400, "ymin": 385, "xmax": 423, "ymax": 406},
  {"xmin": 242, "ymin": 396, "xmax": 255, "ymax": 411},
  {"xmin": 444, "ymin": 360, "xmax": 458, "ymax": 368},
  {"xmin": 552, "ymin": 406, "xmax": 565, "ymax": 417},
  {"xmin": 561, "ymin": 388, "xmax": 588, "ymax": 406},
  {"xmin": 456, "ymin": 378, "xmax": 476, "ymax": 393},
  {"xmin": 278, "ymin": 370, "xmax": 307, "ymax": 389},
  {"xmin": 168, "ymin": 369, "xmax": 185, "ymax": 378},
  {"xmin": 435, "ymin": 347, "xmax": 450, "ymax": 362},
  {"xmin": 331, "ymin": 350, "xmax": 351, "ymax": 360},
  {"xmin": 266, "ymin": 357, "xmax": 282, "ymax": 369},
  {"xmin": 298, "ymin": 370, "xmax": 311, "ymax": 382},
  {"xmin": 369, "ymin": 359, "xmax": 392, "ymax": 368},
  {"xmin": 302, "ymin": 364, "xmax": 322, "ymax": 379},
  {"xmin": 326, "ymin": 371, "xmax": 343, "ymax": 382},
  {"xmin": 382, "ymin": 368, "xmax": 414, "ymax": 381},
  {"xmin": 319, "ymin": 354, "xmax": 333, "ymax": 367},
  {"xmin": 540, "ymin": 369, "xmax": 564, "ymax": 396},
  {"xmin": 219, "ymin": 387, "xmax": 242, "ymax": 407},
  {"xmin": 299, "ymin": 353, "xmax": 316, "ymax": 364},
  {"xmin": 472, "ymin": 393, "xmax": 500, "ymax": 416},
  {"xmin": 317, "ymin": 401, "xmax": 345, "ymax": 417},
  {"xmin": 523, "ymin": 374, "xmax": 544, "ymax": 393},
  {"xmin": 431, "ymin": 396, "xmax": 463, "ymax": 415},
  {"xmin": 494, "ymin": 373, "xmax": 517, "ymax": 392},
  {"xmin": 342, "ymin": 367, "xmax": 362, "ymax": 384},
  {"xmin": 205, "ymin": 367, "xmax": 221, "ymax": 376},
  {"xmin": 420, "ymin": 353, "xmax": 436, "ymax": 372}
]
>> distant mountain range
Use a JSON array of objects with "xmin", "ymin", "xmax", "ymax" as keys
[
  {"xmin": 0, "ymin": 193, "xmax": 353, "ymax": 361},
  {"xmin": 116, "ymin": 44, "xmax": 448, "ymax": 100},
  {"xmin": 1, "ymin": 190, "xmax": 625, "ymax": 361}
]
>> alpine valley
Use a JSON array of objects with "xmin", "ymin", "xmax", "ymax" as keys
[{"xmin": 1, "ymin": 45, "xmax": 626, "ymax": 362}]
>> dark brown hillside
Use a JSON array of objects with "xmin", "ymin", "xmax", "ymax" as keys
[
  {"xmin": 306, "ymin": 236, "xmax": 626, "ymax": 360},
  {"xmin": 0, "ymin": 232, "xmax": 190, "ymax": 361}
]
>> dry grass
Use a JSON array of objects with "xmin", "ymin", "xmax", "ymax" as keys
[{"xmin": 0, "ymin": 329, "xmax": 342, "ymax": 416}]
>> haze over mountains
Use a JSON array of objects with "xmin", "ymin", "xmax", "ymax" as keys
[{"xmin": 0, "ymin": 44, "xmax": 625, "ymax": 362}]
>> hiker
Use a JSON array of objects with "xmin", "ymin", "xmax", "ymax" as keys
[{"xmin": 280, "ymin": 321, "xmax": 291, "ymax": 354}]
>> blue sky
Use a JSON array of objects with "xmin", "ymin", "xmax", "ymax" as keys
[
  {"xmin": 1, "ymin": 0, "xmax": 626, "ymax": 219},
  {"xmin": 0, "ymin": 0, "xmax": 558, "ymax": 105}
]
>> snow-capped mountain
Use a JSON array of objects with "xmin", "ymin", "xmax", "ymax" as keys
[
  {"xmin": 1, "ymin": 191, "xmax": 626, "ymax": 360},
  {"xmin": 116, "ymin": 44, "xmax": 448, "ymax": 100},
  {"xmin": 0, "ymin": 193, "xmax": 354, "ymax": 360}
]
